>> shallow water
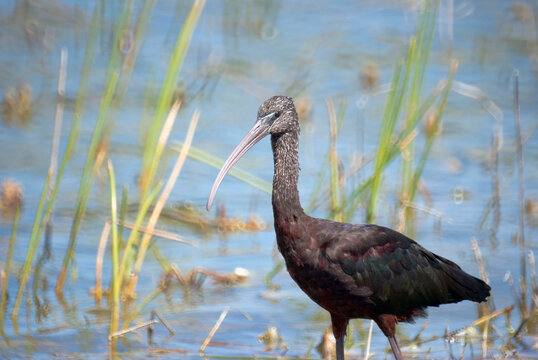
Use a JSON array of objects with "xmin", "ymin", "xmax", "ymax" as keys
[{"xmin": 0, "ymin": 0, "xmax": 537, "ymax": 359}]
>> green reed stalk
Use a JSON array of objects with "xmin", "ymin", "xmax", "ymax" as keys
[
  {"xmin": 108, "ymin": 160, "xmax": 120, "ymax": 336},
  {"xmin": 12, "ymin": 45, "xmax": 69, "ymax": 320},
  {"xmin": 56, "ymin": 70, "xmax": 119, "ymax": 293},
  {"xmin": 306, "ymin": 101, "xmax": 346, "ymax": 215},
  {"xmin": 409, "ymin": 61, "xmax": 457, "ymax": 204},
  {"xmin": 121, "ymin": 286, "xmax": 162, "ymax": 330},
  {"xmin": 329, "ymin": 125, "xmax": 341, "ymax": 221},
  {"xmin": 38, "ymin": 0, "xmax": 100, "ymax": 238},
  {"xmin": 341, "ymin": 79, "xmax": 446, "ymax": 222},
  {"xmin": 326, "ymin": 99, "xmax": 348, "ymax": 222},
  {"xmin": 114, "ymin": 0, "xmax": 157, "ymax": 104},
  {"xmin": 408, "ymin": 0, "xmax": 436, "ymax": 113},
  {"xmin": 151, "ymin": 246, "xmax": 172, "ymax": 274},
  {"xmin": 127, "ymin": 111, "xmax": 200, "ymax": 297},
  {"xmin": 139, "ymin": 0, "xmax": 205, "ymax": 197},
  {"xmin": 101, "ymin": 0, "xmax": 157, "ymax": 153},
  {"xmin": 68, "ymin": 4, "xmax": 100, "ymax": 150},
  {"xmin": 171, "ymin": 142, "xmax": 272, "ymax": 194},
  {"xmin": 116, "ymin": 0, "xmax": 205, "ymax": 295},
  {"xmin": 118, "ymin": 185, "xmax": 129, "ymax": 246},
  {"xmin": 117, "ymin": 183, "xmax": 162, "ymax": 290},
  {"xmin": 399, "ymin": 0, "xmax": 438, "ymax": 232},
  {"xmin": 12, "ymin": 4, "xmax": 101, "ymax": 310},
  {"xmin": 12, "ymin": 173, "xmax": 50, "ymax": 323},
  {"xmin": 340, "ymin": 0, "xmax": 440, "ymax": 223},
  {"xmin": 366, "ymin": 60, "xmax": 404, "ymax": 223},
  {"xmin": 56, "ymin": 0, "xmax": 138, "ymax": 293},
  {"xmin": 116, "ymin": 99, "xmax": 181, "ymax": 299},
  {"xmin": 513, "ymin": 70, "xmax": 527, "ymax": 318}
]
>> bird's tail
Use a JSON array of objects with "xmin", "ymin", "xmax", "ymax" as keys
[
  {"xmin": 446, "ymin": 267, "xmax": 491, "ymax": 302},
  {"xmin": 438, "ymin": 255, "xmax": 491, "ymax": 303}
]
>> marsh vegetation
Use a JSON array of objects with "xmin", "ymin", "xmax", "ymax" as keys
[{"xmin": 0, "ymin": 0, "xmax": 536, "ymax": 359}]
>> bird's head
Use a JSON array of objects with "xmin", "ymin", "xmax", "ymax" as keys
[
  {"xmin": 257, "ymin": 96, "xmax": 299, "ymax": 135},
  {"xmin": 206, "ymin": 96, "xmax": 297, "ymax": 211}
]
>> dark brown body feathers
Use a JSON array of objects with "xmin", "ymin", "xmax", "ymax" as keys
[{"xmin": 274, "ymin": 210, "xmax": 490, "ymax": 336}]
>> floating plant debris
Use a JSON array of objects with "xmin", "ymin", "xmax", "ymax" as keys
[
  {"xmin": 2, "ymin": 84, "xmax": 32, "ymax": 125},
  {"xmin": 258, "ymin": 326, "xmax": 288, "ymax": 351}
]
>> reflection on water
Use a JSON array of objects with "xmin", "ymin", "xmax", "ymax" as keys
[{"xmin": 0, "ymin": 0, "xmax": 536, "ymax": 359}]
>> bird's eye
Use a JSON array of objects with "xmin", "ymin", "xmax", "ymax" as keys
[{"xmin": 274, "ymin": 111, "xmax": 281, "ymax": 118}]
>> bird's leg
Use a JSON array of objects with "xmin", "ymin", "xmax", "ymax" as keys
[
  {"xmin": 335, "ymin": 337, "xmax": 345, "ymax": 360},
  {"xmin": 388, "ymin": 336, "xmax": 404, "ymax": 360},
  {"xmin": 374, "ymin": 315, "xmax": 404, "ymax": 360},
  {"xmin": 330, "ymin": 313, "xmax": 349, "ymax": 360}
]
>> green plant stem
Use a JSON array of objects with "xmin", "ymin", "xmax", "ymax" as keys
[
  {"xmin": 118, "ymin": 185, "xmax": 129, "ymax": 246},
  {"xmin": 171, "ymin": 142, "xmax": 272, "ymax": 194},
  {"xmin": 108, "ymin": 160, "xmax": 120, "ymax": 336},
  {"xmin": 367, "ymin": 60, "xmax": 403, "ymax": 223},
  {"xmin": 128, "ymin": 111, "xmax": 200, "ymax": 297},
  {"xmin": 140, "ymin": 0, "xmax": 205, "ymax": 197},
  {"xmin": 12, "ymin": 173, "xmax": 51, "ymax": 323},
  {"xmin": 121, "ymin": 286, "xmax": 162, "ymax": 330},
  {"xmin": 57, "ymin": 0, "xmax": 138, "ymax": 294},
  {"xmin": 408, "ymin": 61, "xmax": 457, "ymax": 203},
  {"xmin": 56, "ymin": 70, "xmax": 120, "ymax": 294},
  {"xmin": 117, "ymin": 183, "xmax": 162, "ymax": 290}
]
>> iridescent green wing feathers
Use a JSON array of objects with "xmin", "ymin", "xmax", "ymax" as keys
[{"xmin": 313, "ymin": 221, "xmax": 490, "ymax": 316}]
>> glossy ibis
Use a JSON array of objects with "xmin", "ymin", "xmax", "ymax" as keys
[{"xmin": 207, "ymin": 96, "xmax": 491, "ymax": 360}]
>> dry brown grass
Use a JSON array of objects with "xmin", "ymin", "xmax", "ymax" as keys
[
  {"xmin": 0, "ymin": 179, "xmax": 23, "ymax": 220},
  {"xmin": 3, "ymin": 84, "xmax": 32, "ymax": 125}
]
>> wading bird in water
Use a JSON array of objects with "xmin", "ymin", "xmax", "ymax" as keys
[{"xmin": 207, "ymin": 96, "xmax": 490, "ymax": 360}]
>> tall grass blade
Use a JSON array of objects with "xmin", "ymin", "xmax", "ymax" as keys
[
  {"xmin": 399, "ymin": 0, "xmax": 438, "ymax": 232},
  {"xmin": 12, "ymin": 174, "xmax": 51, "ymax": 324},
  {"xmin": 69, "ymin": 3, "xmax": 100, "ymax": 153},
  {"xmin": 12, "ymin": 46, "xmax": 71, "ymax": 320},
  {"xmin": 107, "ymin": 160, "xmax": 121, "ymax": 341},
  {"xmin": 44, "ymin": 47, "xmax": 68, "ymax": 254},
  {"xmin": 326, "ymin": 98, "xmax": 342, "ymax": 221},
  {"xmin": 306, "ymin": 101, "xmax": 346, "ymax": 214},
  {"xmin": 409, "ymin": 60, "xmax": 458, "ymax": 203},
  {"xmin": 56, "ymin": 0, "xmax": 141, "ymax": 294},
  {"xmin": 128, "ymin": 110, "xmax": 200, "ymax": 297},
  {"xmin": 116, "ymin": 100, "xmax": 181, "ymax": 296},
  {"xmin": 121, "ymin": 287, "xmax": 162, "ymax": 330},
  {"xmin": 34, "ymin": 2, "xmax": 100, "ymax": 263},
  {"xmin": 113, "ymin": 0, "xmax": 157, "ymax": 105},
  {"xmin": 367, "ymin": 60, "xmax": 403, "ymax": 223},
  {"xmin": 56, "ymin": 70, "xmax": 120, "ymax": 294},
  {"xmin": 341, "ymin": 81, "xmax": 446, "ymax": 221},
  {"xmin": 339, "ymin": 0, "xmax": 440, "ymax": 223},
  {"xmin": 117, "ymin": 183, "xmax": 162, "ymax": 291},
  {"xmin": 94, "ymin": 220, "xmax": 111, "ymax": 305},
  {"xmin": 140, "ymin": 0, "xmax": 205, "ymax": 196},
  {"xmin": 118, "ymin": 185, "xmax": 129, "ymax": 246},
  {"xmin": 171, "ymin": 142, "xmax": 272, "ymax": 195},
  {"xmin": 513, "ymin": 69, "xmax": 527, "ymax": 317}
]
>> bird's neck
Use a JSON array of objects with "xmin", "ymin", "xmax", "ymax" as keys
[{"xmin": 271, "ymin": 131, "xmax": 304, "ymax": 218}]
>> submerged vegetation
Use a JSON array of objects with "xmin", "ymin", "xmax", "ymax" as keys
[{"xmin": 0, "ymin": 0, "xmax": 536, "ymax": 359}]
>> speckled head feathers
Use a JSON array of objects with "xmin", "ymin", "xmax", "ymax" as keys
[{"xmin": 258, "ymin": 96, "xmax": 299, "ymax": 135}]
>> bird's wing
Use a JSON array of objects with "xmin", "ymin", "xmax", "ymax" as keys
[{"xmin": 312, "ymin": 221, "xmax": 489, "ymax": 315}]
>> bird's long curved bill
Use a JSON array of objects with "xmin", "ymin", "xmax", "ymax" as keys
[{"xmin": 206, "ymin": 117, "xmax": 271, "ymax": 211}]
